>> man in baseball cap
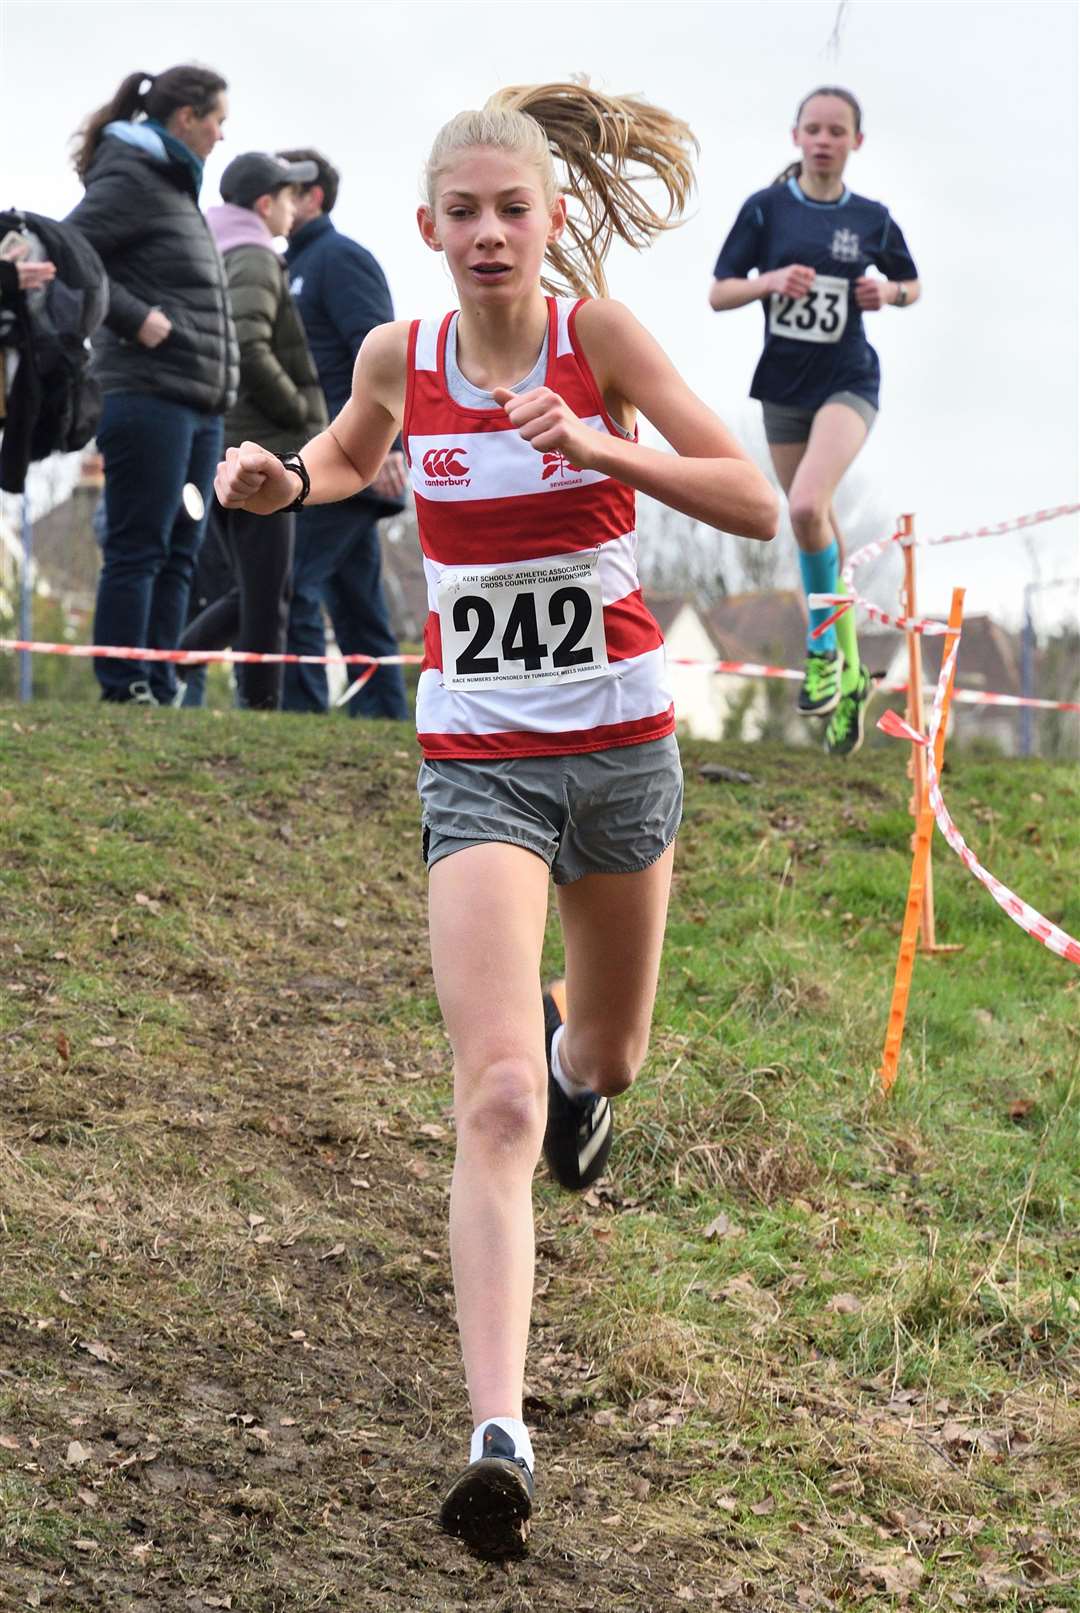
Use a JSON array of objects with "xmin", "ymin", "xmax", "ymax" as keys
[{"xmin": 219, "ymin": 152, "xmax": 318, "ymax": 209}]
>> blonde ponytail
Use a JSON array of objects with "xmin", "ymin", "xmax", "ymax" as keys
[{"xmin": 425, "ymin": 79, "xmax": 697, "ymax": 298}]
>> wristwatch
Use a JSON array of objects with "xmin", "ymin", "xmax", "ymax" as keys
[
  {"xmin": 274, "ymin": 450, "xmax": 310, "ymax": 510},
  {"xmin": 894, "ymin": 284, "xmax": 909, "ymax": 308}
]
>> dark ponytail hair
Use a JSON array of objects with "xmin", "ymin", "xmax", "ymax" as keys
[
  {"xmin": 73, "ymin": 64, "xmax": 227, "ymax": 180},
  {"xmin": 772, "ymin": 85, "xmax": 862, "ymax": 186}
]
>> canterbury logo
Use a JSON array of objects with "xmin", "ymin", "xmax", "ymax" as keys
[
  {"xmin": 422, "ymin": 448, "xmax": 469, "ymax": 479},
  {"xmin": 542, "ymin": 451, "xmax": 582, "ymax": 482}
]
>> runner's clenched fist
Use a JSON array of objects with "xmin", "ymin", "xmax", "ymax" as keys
[
  {"xmin": 492, "ymin": 386, "xmax": 598, "ymax": 467},
  {"xmin": 214, "ymin": 442, "xmax": 299, "ymax": 514}
]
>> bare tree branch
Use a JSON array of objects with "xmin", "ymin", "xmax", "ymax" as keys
[{"xmin": 825, "ymin": 0, "xmax": 850, "ymax": 58}]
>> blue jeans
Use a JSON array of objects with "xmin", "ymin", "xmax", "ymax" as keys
[
  {"xmin": 93, "ymin": 392, "xmax": 223, "ymax": 703},
  {"xmin": 283, "ymin": 499, "xmax": 408, "ymax": 719}
]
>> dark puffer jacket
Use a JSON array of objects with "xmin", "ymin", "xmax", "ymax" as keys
[
  {"xmin": 66, "ymin": 129, "xmax": 238, "ymax": 414},
  {"xmin": 206, "ymin": 205, "xmax": 328, "ymax": 453}
]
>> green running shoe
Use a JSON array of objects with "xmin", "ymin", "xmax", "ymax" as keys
[
  {"xmin": 797, "ymin": 649, "xmax": 844, "ymax": 716},
  {"xmin": 824, "ymin": 665, "xmax": 871, "ymax": 756}
]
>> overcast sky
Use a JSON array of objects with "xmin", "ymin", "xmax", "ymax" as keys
[{"xmin": 3, "ymin": 0, "xmax": 1077, "ymax": 632}]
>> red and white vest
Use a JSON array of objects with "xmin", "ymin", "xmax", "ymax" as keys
[{"xmin": 403, "ymin": 295, "xmax": 674, "ymax": 761}]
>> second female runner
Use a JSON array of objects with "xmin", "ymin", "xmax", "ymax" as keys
[{"xmin": 710, "ymin": 86, "xmax": 920, "ymax": 755}]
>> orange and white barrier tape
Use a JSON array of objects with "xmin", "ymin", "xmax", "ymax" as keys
[
  {"xmin": 3, "ymin": 641, "xmax": 1077, "ymax": 713},
  {"xmin": 808, "ymin": 503, "xmax": 1080, "ymax": 637},
  {"xmin": 0, "ymin": 639, "xmax": 422, "ymax": 668},
  {"xmin": 878, "ymin": 648, "xmax": 1080, "ymax": 967},
  {"xmin": 667, "ymin": 659, "xmax": 1077, "ymax": 712}
]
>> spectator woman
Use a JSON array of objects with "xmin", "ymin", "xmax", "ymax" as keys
[{"xmin": 68, "ymin": 65, "xmax": 238, "ymax": 704}]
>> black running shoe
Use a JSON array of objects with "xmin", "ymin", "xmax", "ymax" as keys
[
  {"xmin": 797, "ymin": 648, "xmax": 844, "ymax": 716},
  {"xmin": 542, "ymin": 982, "xmax": 614, "ymax": 1192},
  {"xmin": 439, "ymin": 1424, "xmax": 534, "ymax": 1557},
  {"xmin": 824, "ymin": 663, "xmax": 872, "ymax": 756}
]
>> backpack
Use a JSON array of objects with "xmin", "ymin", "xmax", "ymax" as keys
[{"xmin": 0, "ymin": 209, "xmax": 108, "ymax": 492}]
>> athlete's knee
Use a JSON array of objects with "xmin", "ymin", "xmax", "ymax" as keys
[
  {"xmin": 574, "ymin": 1035, "xmax": 648, "ymax": 1098},
  {"xmin": 788, "ymin": 490, "xmax": 831, "ymax": 542},
  {"xmin": 455, "ymin": 1058, "xmax": 546, "ymax": 1156}
]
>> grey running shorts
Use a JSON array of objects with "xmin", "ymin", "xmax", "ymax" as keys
[
  {"xmin": 761, "ymin": 391, "xmax": 878, "ymax": 444},
  {"xmin": 418, "ymin": 733, "xmax": 684, "ymax": 885}
]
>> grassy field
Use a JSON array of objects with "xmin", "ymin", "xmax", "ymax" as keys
[{"xmin": 1, "ymin": 703, "xmax": 1078, "ymax": 1612}]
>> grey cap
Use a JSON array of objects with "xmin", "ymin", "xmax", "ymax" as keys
[{"xmin": 219, "ymin": 152, "xmax": 319, "ymax": 207}]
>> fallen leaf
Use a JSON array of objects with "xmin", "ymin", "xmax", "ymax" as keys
[
  {"xmin": 319, "ymin": 1243, "xmax": 346, "ymax": 1260},
  {"xmin": 939, "ymin": 1419, "xmax": 973, "ymax": 1444},
  {"xmin": 703, "ymin": 1212, "xmax": 742, "ymax": 1241},
  {"xmin": 826, "ymin": 1292, "xmax": 862, "ymax": 1315},
  {"xmin": 79, "ymin": 1339, "xmax": 118, "ymax": 1366},
  {"xmin": 247, "ymin": 1213, "xmax": 267, "ymax": 1229},
  {"xmin": 406, "ymin": 1158, "xmax": 430, "ymax": 1180},
  {"xmin": 750, "ymin": 1495, "xmax": 776, "ymax": 1516},
  {"xmin": 0, "ymin": 1433, "xmax": 20, "ymax": 1450},
  {"xmin": 418, "ymin": 1122, "xmax": 446, "ymax": 1140},
  {"xmin": 77, "ymin": 1487, "xmax": 98, "ymax": 1508},
  {"xmin": 65, "ymin": 1440, "xmax": 94, "ymax": 1467},
  {"xmin": 858, "ymin": 1553, "xmax": 924, "ymax": 1598},
  {"xmin": 90, "ymin": 1036, "xmax": 117, "ymax": 1048},
  {"xmin": 629, "ymin": 1476, "xmax": 650, "ymax": 1502},
  {"xmin": 73, "ymin": 1537, "xmax": 98, "ymax": 1551},
  {"xmin": 56, "ymin": 1032, "xmax": 71, "ymax": 1062},
  {"xmin": 714, "ymin": 1495, "xmax": 738, "ymax": 1513},
  {"xmin": 1008, "ymin": 1098, "xmax": 1037, "ymax": 1122},
  {"xmin": 976, "ymin": 1564, "xmax": 1029, "ymax": 1594}
]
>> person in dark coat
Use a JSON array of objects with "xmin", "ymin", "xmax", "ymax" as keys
[
  {"xmin": 276, "ymin": 148, "xmax": 408, "ymax": 720},
  {"xmin": 180, "ymin": 153, "xmax": 328, "ymax": 710},
  {"xmin": 67, "ymin": 64, "xmax": 238, "ymax": 704},
  {"xmin": 0, "ymin": 212, "xmax": 106, "ymax": 494}
]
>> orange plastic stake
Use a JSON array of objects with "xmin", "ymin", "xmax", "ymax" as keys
[{"xmin": 878, "ymin": 586, "xmax": 966, "ymax": 1097}]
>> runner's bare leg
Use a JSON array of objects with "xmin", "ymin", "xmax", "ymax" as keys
[{"xmin": 428, "ymin": 842, "xmax": 550, "ymax": 1425}]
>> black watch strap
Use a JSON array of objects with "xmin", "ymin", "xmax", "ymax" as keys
[{"xmin": 274, "ymin": 451, "xmax": 310, "ymax": 511}]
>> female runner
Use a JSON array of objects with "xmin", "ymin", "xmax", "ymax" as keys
[
  {"xmin": 215, "ymin": 82, "xmax": 777, "ymax": 1556},
  {"xmin": 709, "ymin": 86, "xmax": 920, "ymax": 755}
]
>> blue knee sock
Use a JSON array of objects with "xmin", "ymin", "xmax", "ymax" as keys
[{"xmin": 797, "ymin": 541, "xmax": 840, "ymax": 654}]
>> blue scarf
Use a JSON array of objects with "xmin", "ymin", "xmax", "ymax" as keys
[{"xmin": 144, "ymin": 118, "xmax": 205, "ymax": 197}]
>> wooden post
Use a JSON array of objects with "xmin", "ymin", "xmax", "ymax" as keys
[
  {"xmin": 899, "ymin": 515, "xmax": 937, "ymax": 950},
  {"xmin": 879, "ymin": 588, "xmax": 966, "ymax": 1096}
]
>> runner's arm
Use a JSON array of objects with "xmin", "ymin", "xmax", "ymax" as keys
[
  {"xmin": 215, "ymin": 322, "xmax": 408, "ymax": 514},
  {"xmin": 709, "ymin": 275, "xmax": 770, "ymax": 311},
  {"xmin": 573, "ymin": 299, "xmax": 779, "ymax": 540},
  {"xmin": 710, "ymin": 264, "xmax": 815, "ymax": 310}
]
